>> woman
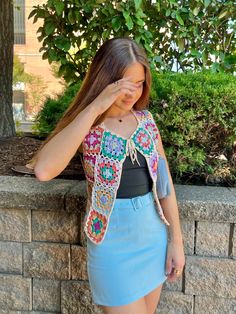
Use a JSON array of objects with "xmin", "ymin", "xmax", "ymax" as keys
[{"xmin": 29, "ymin": 37, "xmax": 185, "ymax": 314}]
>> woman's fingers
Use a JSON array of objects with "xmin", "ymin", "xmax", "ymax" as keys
[{"xmin": 112, "ymin": 79, "xmax": 139, "ymax": 94}]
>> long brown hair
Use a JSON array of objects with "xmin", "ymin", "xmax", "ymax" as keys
[{"xmin": 27, "ymin": 37, "xmax": 152, "ymax": 168}]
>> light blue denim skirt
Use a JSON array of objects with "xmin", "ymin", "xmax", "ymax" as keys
[{"xmin": 86, "ymin": 191, "xmax": 168, "ymax": 307}]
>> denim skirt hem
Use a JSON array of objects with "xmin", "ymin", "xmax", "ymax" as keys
[
  {"xmin": 86, "ymin": 191, "xmax": 169, "ymax": 307},
  {"xmin": 93, "ymin": 274, "xmax": 167, "ymax": 307}
]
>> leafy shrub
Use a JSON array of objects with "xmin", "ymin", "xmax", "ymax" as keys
[
  {"xmin": 33, "ymin": 71, "xmax": 236, "ymax": 186},
  {"xmin": 150, "ymin": 69, "xmax": 236, "ymax": 186},
  {"xmin": 32, "ymin": 81, "xmax": 82, "ymax": 135}
]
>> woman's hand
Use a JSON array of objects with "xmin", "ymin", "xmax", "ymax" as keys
[
  {"xmin": 165, "ymin": 240, "xmax": 185, "ymax": 282},
  {"xmin": 90, "ymin": 77, "xmax": 139, "ymax": 115}
]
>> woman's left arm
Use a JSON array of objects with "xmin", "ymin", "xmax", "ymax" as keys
[{"xmin": 156, "ymin": 125, "xmax": 186, "ymax": 281}]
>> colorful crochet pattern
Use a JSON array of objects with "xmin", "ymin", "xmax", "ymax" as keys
[{"xmin": 82, "ymin": 109, "xmax": 170, "ymax": 245}]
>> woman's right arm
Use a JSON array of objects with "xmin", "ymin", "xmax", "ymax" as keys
[
  {"xmin": 34, "ymin": 103, "xmax": 99, "ymax": 181},
  {"xmin": 34, "ymin": 77, "xmax": 138, "ymax": 182}
]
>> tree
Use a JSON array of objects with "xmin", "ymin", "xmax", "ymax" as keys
[
  {"xmin": 0, "ymin": 0, "xmax": 15, "ymax": 137},
  {"xmin": 29, "ymin": 0, "xmax": 236, "ymax": 84}
]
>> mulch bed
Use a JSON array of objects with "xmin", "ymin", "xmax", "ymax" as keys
[{"xmin": 0, "ymin": 136, "xmax": 85, "ymax": 180}]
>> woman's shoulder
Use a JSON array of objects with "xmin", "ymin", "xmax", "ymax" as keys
[{"xmin": 134, "ymin": 108, "xmax": 155, "ymax": 121}]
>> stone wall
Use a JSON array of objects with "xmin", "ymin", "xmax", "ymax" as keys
[{"xmin": 0, "ymin": 176, "xmax": 235, "ymax": 313}]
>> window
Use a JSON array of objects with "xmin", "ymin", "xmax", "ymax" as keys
[
  {"xmin": 14, "ymin": 0, "xmax": 25, "ymax": 45},
  {"xmin": 13, "ymin": 90, "xmax": 26, "ymax": 121}
]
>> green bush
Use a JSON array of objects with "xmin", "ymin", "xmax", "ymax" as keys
[
  {"xmin": 33, "ymin": 81, "xmax": 82, "ymax": 135},
  {"xmin": 34, "ymin": 71, "xmax": 236, "ymax": 186},
  {"xmin": 150, "ymin": 69, "xmax": 236, "ymax": 186}
]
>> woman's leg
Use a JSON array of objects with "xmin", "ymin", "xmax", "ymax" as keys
[
  {"xmin": 98, "ymin": 296, "xmax": 148, "ymax": 314},
  {"xmin": 144, "ymin": 283, "xmax": 164, "ymax": 314}
]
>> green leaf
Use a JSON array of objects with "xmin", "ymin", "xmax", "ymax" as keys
[
  {"xmin": 45, "ymin": 21, "xmax": 56, "ymax": 35},
  {"xmin": 37, "ymin": 34, "xmax": 44, "ymax": 42},
  {"xmin": 92, "ymin": 34, "xmax": 97, "ymax": 41},
  {"xmin": 135, "ymin": 8, "xmax": 146, "ymax": 18},
  {"xmin": 218, "ymin": 10, "xmax": 229, "ymax": 20},
  {"xmin": 48, "ymin": 49, "xmax": 59, "ymax": 61},
  {"xmin": 28, "ymin": 9, "xmax": 37, "ymax": 20},
  {"xmin": 144, "ymin": 42, "xmax": 152, "ymax": 53},
  {"xmin": 193, "ymin": 7, "xmax": 200, "ymax": 16},
  {"xmin": 134, "ymin": 0, "xmax": 142, "ymax": 11},
  {"xmin": 165, "ymin": 9, "xmax": 171, "ymax": 17},
  {"xmin": 177, "ymin": 38, "xmax": 185, "ymax": 52},
  {"xmin": 202, "ymin": 51, "xmax": 208, "ymax": 64},
  {"xmin": 176, "ymin": 13, "xmax": 184, "ymax": 26},
  {"xmin": 36, "ymin": 26, "xmax": 43, "ymax": 34},
  {"xmin": 204, "ymin": 0, "xmax": 211, "ymax": 8},
  {"xmin": 135, "ymin": 17, "xmax": 145, "ymax": 26},
  {"xmin": 126, "ymin": 15, "xmax": 134, "ymax": 30},
  {"xmin": 42, "ymin": 51, "xmax": 49, "ymax": 60},
  {"xmin": 55, "ymin": 1, "xmax": 64, "ymax": 16},
  {"xmin": 224, "ymin": 54, "xmax": 236, "ymax": 66},
  {"xmin": 54, "ymin": 36, "xmax": 71, "ymax": 51},
  {"xmin": 101, "ymin": 7, "xmax": 109, "ymax": 16},
  {"xmin": 190, "ymin": 49, "xmax": 200, "ymax": 57},
  {"xmin": 123, "ymin": 11, "xmax": 133, "ymax": 30},
  {"xmin": 112, "ymin": 16, "xmax": 121, "ymax": 32},
  {"xmin": 123, "ymin": 11, "xmax": 129, "ymax": 19},
  {"xmin": 68, "ymin": 10, "xmax": 75, "ymax": 24}
]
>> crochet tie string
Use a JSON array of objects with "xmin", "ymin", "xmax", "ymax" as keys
[{"xmin": 127, "ymin": 139, "xmax": 140, "ymax": 166}]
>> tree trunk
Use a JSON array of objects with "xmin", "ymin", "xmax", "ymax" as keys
[{"xmin": 0, "ymin": 0, "xmax": 15, "ymax": 137}]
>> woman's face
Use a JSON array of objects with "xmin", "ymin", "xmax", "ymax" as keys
[{"xmin": 113, "ymin": 62, "xmax": 145, "ymax": 111}]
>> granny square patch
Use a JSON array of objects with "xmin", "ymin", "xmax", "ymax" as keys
[
  {"xmin": 85, "ymin": 209, "xmax": 107, "ymax": 243},
  {"xmin": 83, "ymin": 155, "xmax": 96, "ymax": 182},
  {"xmin": 83, "ymin": 126, "xmax": 104, "ymax": 155},
  {"xmin": 96, "ymin": 156, "xmax": 121, "ymax": 187},
  {"xmin": 132, "ymin": 127, "xmax": 154, "ymax": 156},
  {"xmin": 92, "ymin": 185, "xmax": 115, "ymax": 213},
  {"xmin": 101, "ymin": 131, "xmax": 126, "ymax": 161},
  {"xmin": 143, "ymin": 120, "xmax": 159, "ymax": 145},
  {"xmin": 135, "ymin": 110, "xmax": 149, "ymax": 121},
  {"xmin": 148, "ymin": 151, "xmax": 159, "ymax": 180}
]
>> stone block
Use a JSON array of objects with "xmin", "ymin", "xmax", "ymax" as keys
[
  {"xmin": 196, "ymin": 221, "xmax": 230, "ymax": 257},
  {"xmin": 185, "ymin": 255, "xmax": 236, "ymax": 298},
  {"xmin": 32, "ymin": 210, "xmax": 80, "ymax": 243},
  {"xmin": 23, "ymin": 242, "xmax": 70, "ymax": 279},
  {"xmin": 175, "ymin": 184, "xmax": 236, "ymax": 222},
  {"xmin": 180, "ymin": 219, "xmax": 195, "ymax": 255},
  {"xmin": 0, "ymin": 176, "xmax": 76, "ymax": 211},
  {"xmin": 157, "ymin": 290, "xmax": 193, "ymax": 313},
  {"xmin": 71, "ymin": 245, "xmax": 88, "ymax": 280},
  {"xmin": 61, "ymin": 281, "xmax": 102, "ymax": 314},
  {"xmin": 80, "ymin": 211, "xmax": 87, "ymax": 247},
  {"xmin": 0, "ymin": 241, "xmax": 22, "ymax": 274},
  {"xmin": 0, "ymin": 311, "xmax": 59, "ymax": 314},
  {"xmin": 163, "ymin": 276, "xmax": 182, "ymax": 292},
  {"xmin": 0, "ymin": 208, "xmax": 31, "ymax": 242},
  {"xmin": 0, "ymin": 274, "xmax": 31, "ymax": 310},
  {"xmin": 0, "ymin": 308, "xmax": 60, "ymax": 314},
  {"xmin": 33, "ymin": 278, "xmax": 60, "ymax": 312},
  {"xmin": 232, "ymin": 224, "xmax": 236, "ymax": 259},
  {"xmin": 195, "ymin": 295, "xmax": 236, "ymax": 314},
  {"xmin": 64, "ymin": 181, "xmax": 87, "ymax": 213}
]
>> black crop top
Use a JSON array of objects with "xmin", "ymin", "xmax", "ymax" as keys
[{"xmin": 116, "ymin": 150, "xmax": 153, "ymax": 198}]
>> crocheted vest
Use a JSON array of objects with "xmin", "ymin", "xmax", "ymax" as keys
[{"xmin": 81, "ymin": 109, "xmax": 170, "ymax": 245}]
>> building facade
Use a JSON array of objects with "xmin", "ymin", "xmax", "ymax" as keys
[{"xmin": 13, "ymin": 0, "xmax": 64, "ymax": 121}]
